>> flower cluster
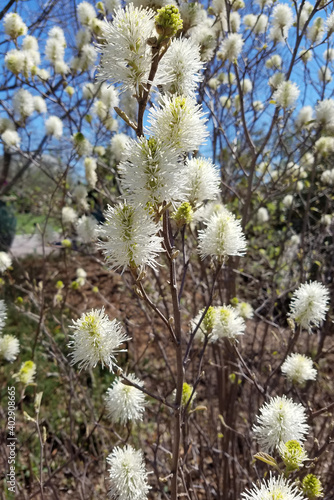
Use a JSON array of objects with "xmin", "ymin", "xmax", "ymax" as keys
[{"xmin": 105, "ymin": 373, "xmax": 146, "ymax": 425}]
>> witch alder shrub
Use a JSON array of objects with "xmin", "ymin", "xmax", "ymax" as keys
[{"xmin": 1, "ymin": 0, "xmax": 334, "ymax": 498}]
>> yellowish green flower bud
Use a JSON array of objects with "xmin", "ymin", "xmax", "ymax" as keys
[
  {"xmin": 16, "ymin": 296, "xmax": 23, "ymax": 304},
  {"xmin": 155, "ymin": 5, "xmax": 183, "ymax": 38},
  {"xmin": 202, "ymin": 306, "xmax": 216, "ymax": 335},
  {"xmin": 302, "ymin": 474, "xmax": 324, "ymax": 499},
  {"xmin": 181, "ymin": 382, "xmax": 196, "ymax": 409},
  {"xmin": 279, "ymin": 440, "xmax": 308, "ymax": 472},
  {"xmin": 65, "ymin": 86, "xmax": 75, "ymax": 97},
  {"xmin": 172, "ymin": 202, "xmax": 193, "ymax": 227},
  {"xmin": 96, "ymin": 2, "xmax": 105, "ymax": 14},
  {"xmin": 71, "ymin": 280, "xmax": 80, "ymax": 290},
  {"xmin": 61, "ymin": 239, "xmax": 72, "ymax": 248},
  {"xmin": 92, "ymin": 286, "xmax": 99, "ymax": 293},
  {"xmin": 14, "ymin": 360, "xmax": 36, "ymax": 385},
  {"xmin": 56, "ymin": 280, "xmax": 64, "ymax": 290}
]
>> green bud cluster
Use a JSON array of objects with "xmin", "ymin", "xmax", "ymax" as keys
[
  {"xmin": 181, "ymin": 382, "xmax": 195, "ymax": 409},
  {"xmin": 302, "ymin": 474, "xmax": 323, "ymax": 499},
  {"xmin": 279, "ymin": 440, "xmax": 307, "ymax": 472},
  {"xmin": 155, "ymin": 5, "xmax": 183, "ymax": 38},
  {"xmin": 203, "ymin": 306, "xmax": 216, "ymax": 334},
  {"xmin": 172, "ymin": 202, "xmax": 193, "ymax": 227}
]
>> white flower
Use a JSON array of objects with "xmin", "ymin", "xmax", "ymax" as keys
[
  {"xmin": 0, "ymin": 300, "xmax": 7, "ymax": 331},
  {"xmin": 244, "ymin": 13, "xmax": 268, "ymax": 34},
  {"xmin": 268, "ymin": 72, "xmax": 285, "ymax": 90},
  {"xmin": 236, "ymin": 301, "xmax": 254, "ymax": 320},
  {"xmin": 189, "ymin": 18, "xmax": 216, "ymax": 61},
  {"xmin": 33, "ymin": 96, "xmax": 47, "ymax": 114},
  {"xmin": 315, "ymin": 99, "xmax": 334, "ymax": 130},
  {"xmin": 326, "ymin": 11, "xmax": 334, "ymax": 36},
  {"xmin": 213, "ymin": 305, "xmax": 246, "ymax": 340},
  {"xmin": 13, "ymin": 89, "xmax": 34, "ymax": 119},
  {"xmin": 105, "ymin": 373, "xmax": 146, "ymax": 424},
  {"xmin": 1, "ymin": 130, "xmax": 20, "ymax": 148},
  {"xmin": 265, "ymin": 54, "xmax": 282, "ymax": 69},
  {"xmin": 185, "ymin": 157, "xmax": 220, "ymax": 206},
  {"xmin": 45, "ymin": 116, "xmax": 63, "ymax": 138},
  {"xmin": 68, "ymin": 308, "xmax": 130, "ymax": 371},
  {"xmin": 84, "ymin": 157, "xmax": 98, "ymax": 188},
  {"xmin": 119, "ymin": 137, "xmax": 186, "ymax": 207},
  {"xmin": 282, "ymin": 194, "xmax": 293, "ymax": 208},
  {"xmin": 156, "ymin": 38, "xmax": 203, "ymax": 98},
  {"xmin": 198, "ymin": 207, "xmax": 247, "ymax": 260},
  {"xmin": 307, "ymin": 17, "xmax": 324, "ymax": 44},
  {"xmin": 0, "ymin": 335, "xmax": 20, "ymax": 362},
  {"xmin": 295, "ymin": 106, "xmax": 313, "ymax": 129},
  {"xmin": 82, "ymin": 82, "xmax": 97, "ymax": 100},
  {"xmin": 4, "ymin": 13, "xmax": 27, "ymax": 39},
  {"xmin": 76, "ymin": 28, "xmax": 91, "ymax": 49},
  {"xmin": 256, "ymin": 207, "xmax": 269, "ymax": 223},
  {"xmin": 269, "ymin": 4, "xmax": 294, "ymax": 42},
  {"xmin": 111, "ymin": 133, "xmax": 129, "ymax": 162},
  {"xmin": 194, "ymin": 201, "xmax": 226, "ymax": 223},
  {"xmin": 99, "ymin": 83, "xmax": 119, "ymax": 111},
  {"xmin": 73, "ymin": 184, "xmax": 88, "ymax": 210},
  {"xmin": 107, "ymin": 445, "xmax": 150, "ymax": 500},
  {"xmin": 218, "ymin": 33, "xmax": 244, "ymax": 61},
  {"xmin": 76, "ymin": 215, "xmax": 98, "ymax": 243},
  {"xmin": 77, "ymin": 44, "xmax": 97, "ymax": 70},
  {"xmin": 242, "ymin": 474, "xmax": 306, "ymax": 500},
  {"xmin": 315, "ymin": 137, "xmax": 334, "ymax": 156},
  {"xmin": 98, "ymin": 203, "xmax": 163, "ymax": 271},
  {"xmin": 289, "ymin": 281, "xmax": 330, "ymax": 331},
  {"xmin": 77, "ymin": 1, "xmax": 96, "ymax": 25},
  {"xmin": 97, "ymin": 4, "xmax": 159, "ymax": 93},
  {"xmin": 253, "ymin": 395, "xmax": 309, "ymax": 452},
  {"xmin": 273, "ymin": 81, "xmax": 299, "ymax": 109},
  {"xmin": 148, "ymin": 95, "xmax": 208, "ymax": 154},
  {"xmin": 5, "ymin": 49, "xmax": 24, "ymax": 75},
  {"xmin": 324, "ymin": 48, "xmax": 334, "ymax": 62},
  {"xmin": 45, "ymin": 27, "xmax": 66, "ymax": 64},
  {"xmin": 14, "ymin": 360, "xmax": 36, "ymax": 385},
  {"xmin": 321, "ymin": 169, "xmax": 334, "ymax": 186},
  {"xmin": 73, "ymin": 133, "xmax": 93, "ymax": 156},
  {"xmin": 299, "ymin": 48, "xmax": 312, "ymax": 63},
  {"xmin": 282, "ymin": 353, "xmax": 317, "ymax": 385},
  {"xmin": 62, "ymin": 206, "xmax": 77, "ymax": 224},
  {"xmin": 0, "ymin": 252, "xmax": 12, "ymax": 273},
  {"xmin": 318, "ymin": 66, "xmax": 332, "ymax": 83}
]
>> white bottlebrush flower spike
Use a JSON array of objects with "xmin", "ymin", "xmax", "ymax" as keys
[
  {"xmin": 76, "ymin": 215, "xmax": 98, "ymax": 243},
  {"xmin": 185, "ymin": 157, "xmax": 221, "ymax": 207},
  {"xmin": 213, "ymin": 305, "xmax": 246, "ymax": 340},
  {"xmin": 0, "ymin": 252, "xmax": 12, "ymax": 273},
  {"xmin": 236, "ymin": 301, "xmax": 254, "ymax": 320},
  {"xmin": 0, "ymin": 335, "xmax": 20, "ymax": 362},
  {"xmin": 4, "ymin": 13, "xmax": 27, "ymax": 39},
  {"xmin": 105, "ymin": 373, "xmax": 146, "ymax": 425},
  {"xmin": 273, "ymin": 81, "xmax": 300, "ymax": 109},
  {"xmin": 315, "ymin": 99, "xmax": 334, "ymax": 130},
  {"xmin": 107, "ymin": 445, "xmax": 150, "ymax": 500},
  {"xmin": 148, "ymin": 95, "xmax": 208, "ymax": 154},
  {"xmin": 156, "ymin": 38, "xmax": 203, "ymax": 98},
  {"xmin": 281, "ymin": 353, "xmax": 317, "ymax": 385},
  {"xmin": 119, "ymin": 137, "xmax": 186, "ymax": 207},
  {"xmin": 68, "ymin": 308, "xmax": 130, "ymax": 371},
  {"xmin": 97, "ymin": 4, "xmax": 161, "ymax": 93},
  {"xmin": 1, "ymin": 130, "xmax": 20, "ymax": 148},
  {"xmin": 111, "ymin": 133, "xmax": 129, "ymax": 162},
  {"xmin": 77, "ymin": 1, "xmax": 96, "ymax": 26},
  {"xmin": 45, "ymin": 116, "xmax": 63, "ymax": 138},
  {"xmin": 98, "ymin": 203, "xmax": 163, "ymax": 271},
  {"xmin": 241, "ymin": 474, "xmax": 306, "ymax": 500},
  {"xmin": 0, "ymin": 300, "xmax": 7, "ymax": 331},
  {"xmin": 62, "ymin": 206, "xmax": 77, "ymax": 224},
  {"xmin": 198, "ymin": 207, "xmax": 247, "ymax": 260},
  {"xmin": 218, "ymin": 33, "xmax": 244, "ymax": 61},
  {"xmin": 33, "ymin": 96, "xmax": 47, "ymax": 114},
  {"xmin": 288, "ymin": 281, "xmax": 330, "ymax": 331},
  {"xmin": 13, "ymin": 89, "xmax": 34, "ymax": 119},
  {"xmin": 253, "ymin": 395, "xmax": 309, "ymax": 452}
]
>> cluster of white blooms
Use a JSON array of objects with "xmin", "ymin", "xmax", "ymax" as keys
[
  {"xmin": 76, "ymin": 215, "xmax": 98, "ymax": 243},
  {"xmin": 13, "ymin": 88, "xmax": 35, "ymax": 119},
  {"xmin": 77, "ymin": 1, "xmax": 96, "ymax": 26},
  {"xmin": 84, "ymin": 157, "xmax": 98, "ymax": 188},
  {"xmin": 295, "ymin": 106, "xmax": 313, "ymax": 129},
  {"xmin": 3, "ymin": 13, "xmax": 27, "ymax": 39},
  {"xmin": 1, "ymin": 130, "xmax": 21, "ymax": 148},
  {"xmin": 192, "ymin": 304, "xmax": 245, "ymax": 342},
  {"xmin": 253, "ymin": 395, "xmax": 309, "ymax": 451},
  {"xmin": 185, "ymin": 157, "xmax": 221, "ymax": 207},
  {"xmin": 198, "ymin": 206, "xmax": 247, "ymax": 261},
  {"xmin": 45, "ymin": 27, "xmax": 68, "ymax": 74},
  {"xmin": 107, "ymin": 445, "xmax": 150, "ymax": 500},
  {"xmin": 281, "ymin": 353, "xmax": 317, "ymax": 385},
  {"xmin": 119, "ymin": 137, "xmax": 187, "ymax": 207},
  {"xmin": 68, "ymin": 308, "xmax": 130, "ymax": 371},
  {"xmin": 97, "ymin": 4, "xmax": 163, "ymax": 92},
  {"xmin": 0, "ymin": 334, "xmax": 20, "ymax": 362},
  {"xmin": 156, "ymin": 38, "xmax": 203, "ymax": 98},
  {"xmin": 98, "ymin": 203, "xmax": 163, "ymax": 271},
  {"xmin": 244, "ymin": 13, "xmax": 268, "ymax": 35},
  {"xmin": 218, "ymin": 33, "xmax": 244, "ymax": 61},
  {"xmin": 256, "ymin": 207, "xmax": 269, "ymax": 224},
  {"xmin": 72, "ymin": 133, "xmax": 93, "ymax": 156},
  {"xmin": 0, "ymin": 252, "xmax": 12, "ymax": 273},
  {"xmin": 307, "ymin": 17, "xmax": 325, "ymax": 44},
  {"xmin": 282, "ymin": 194, "xmax": 293, "ymax": 208},
  {"xmin": 45, "ymin": 116, "xmax": 63, "ymax": 138},
  {"xmin": 0, "ymin": 300, "xmax": 7, "ymax": 332},
  {"xmin": 105, "ymin": 373, "xmax": 146, "ymax": 424},
  {"xmin": 273, "ymin": 81, "xmax": 300, "ymax": 109},
  {"xmin": 148, "ymin": 95, "xmax": 208, "ymax": 154},
  {"xmin": 318, "ymin": 66, "xmax": 332, "ymax": 83},
  {"xmin": 62, "ymin": 206, "xmax": 77, "ymax": 225},
  {"xmin": 242, "ymin": 474, "xmax": 306, "ymax": 500},
  {"xmin": 111, "ymin": 133, "xmax": 129, "ymax": 162},
  {"xmin": 288, "ymin": 281, "xmax": 329, "ymax": 331},
  {"xmin": 269, "ymin": 3, "xmax": 294, "ymax": 43},
  {"xmin": 315, "ymin": 99, "xmax": 334, "ymax": 130},
  {"xmin": 235, "ymin": 301, "xmax": 254, "ymax": 319},
  {"xmin": 321, "ymin": 169, "xmax": 334, "ymax": 186}
]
